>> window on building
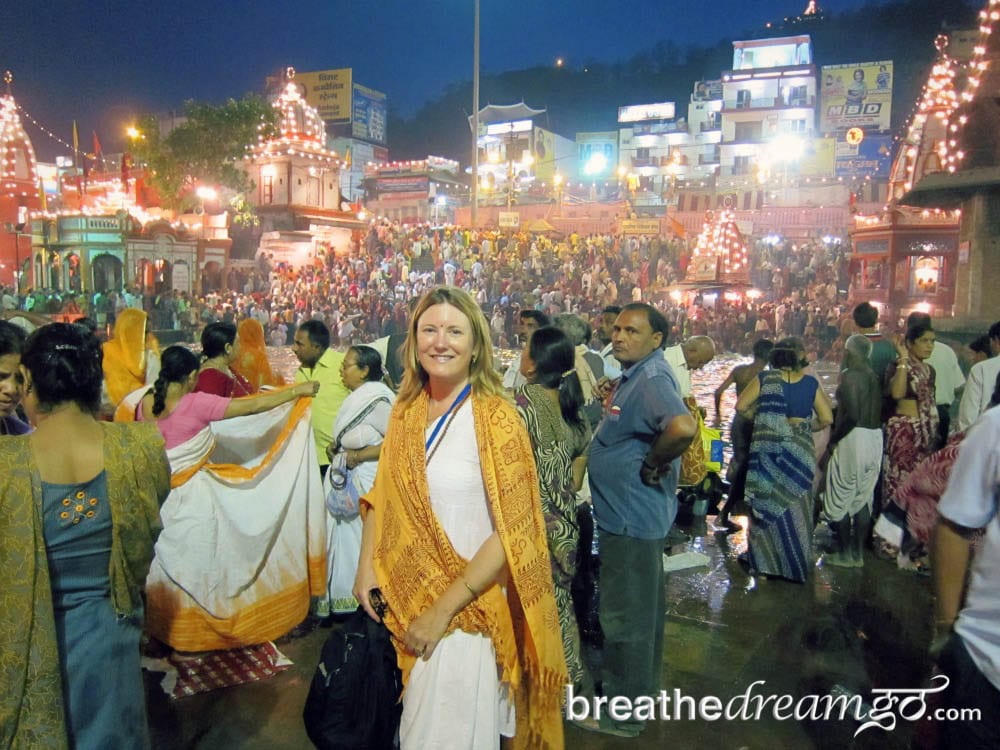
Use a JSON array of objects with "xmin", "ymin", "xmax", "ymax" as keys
[
  {"xmin": 636, "ymin": 147, "xmax": 650, "ymax": 159},
  {"xmin": 262, "ymin": 175, "xmax": 274, "ymax": 204},
  {"xmin": 788, "ymin": 85, "xmax": 808, "ymax": 106},
  {"xmin": 734, "ymin": 122, "xmax": 762, "ymax": 141},
  {"xmin": 788, "ymin": 119, "xmax": 807, "ymax": 133},
  {"xmin": 733, "ymin": 155, "xmax": 752, "ymax": 175},
  {"xmin": 737, "ymin": 90, "xmax": 752, "ymax": 108}
]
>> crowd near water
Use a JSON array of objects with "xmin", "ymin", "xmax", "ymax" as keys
[{"xmin": 3, "ymin": 217, "xmax": 999, "ymax": 749}]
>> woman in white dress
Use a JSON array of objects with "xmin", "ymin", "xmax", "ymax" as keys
[
  {"xmin": 323, "ymin": 345, "xmax": 394, "ymax": 614},
  {"xmin": 354, "ymin": 286, "xmax": 567, "ymax": 749}
]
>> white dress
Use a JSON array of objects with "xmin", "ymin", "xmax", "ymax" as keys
[{"xmin": 399, "ymin": 401, "xmax": 516, "ymax": 750}]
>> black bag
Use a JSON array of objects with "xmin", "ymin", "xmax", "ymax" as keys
[{"xmin": 303, "ymin": 590, "xmax": 403, "ymax": 749}]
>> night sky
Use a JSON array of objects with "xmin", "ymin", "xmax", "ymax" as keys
[{"xmin": 5, "ymin": 0, "xmax": 875, "ymax": 160}]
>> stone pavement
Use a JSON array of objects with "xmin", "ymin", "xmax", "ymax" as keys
[{"xmin": 146, "ymin": 512, "xmax": 935, "ymax": 749}]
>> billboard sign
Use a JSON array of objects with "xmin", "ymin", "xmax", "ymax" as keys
[
  {"xmin": 296, "ymin": 68, "xmax": 353, "ymax": 123},
  {"xmin": 692, "ymin": 80, "xmax": 723, "ymax": 101},
  {"xmin": 376, "ymin": 176, "xmax": 428, "ymax": 200},
  {"xmin": 835, "ymin": 132, "xmax": 893, "ymax": 179},
  {"xmin": 820, "ymin": 61, "xmax": 893, "ymax": 133},
  {"xmin": 620, "ymin": 218, "xmax": 662, "ymax": 235},
  {"xmin": 618, "ymin": 102, "xmax": 676, "ymax": 123},
  {"xmin": 498, "ymin": 211, "xmax": 520, "ymax": 228},
  {"xmin": 352, "ymin": 83, "xmax": 388, "ymax": 145},
  {"xmin": 576, "ymin": 132, "xmax": 618, "ymax": 178}
]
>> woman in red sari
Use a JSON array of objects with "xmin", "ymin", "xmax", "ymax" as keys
[
  {"xmin": 195, "ymin": 322, "xmax": 255, "ymax": 397},
  {"xmin": 881, "ymin": 319, "xmax": 941, "ymax": 567}
]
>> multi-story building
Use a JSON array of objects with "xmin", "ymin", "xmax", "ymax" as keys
[{"xmin": 718, "ymin": 35, "xmax": 818, "ymax": 188}]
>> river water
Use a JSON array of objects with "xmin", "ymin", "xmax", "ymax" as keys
[{"xmin": 268, "ymin": 346, "xmax": 840, "ymax": 464}]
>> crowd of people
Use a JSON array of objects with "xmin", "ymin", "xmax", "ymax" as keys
[{"xmin": 2, "ymin": 212, "xmax": 1000, "ymax": 746}]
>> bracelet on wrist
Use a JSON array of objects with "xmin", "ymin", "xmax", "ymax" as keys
[
  {"xmin": 461, "ymin": 578, "xmax": 480, "ymax": 598},
  {"xmin": 642, "ymin": 457, "xmax": 659, "ymax": 472}
]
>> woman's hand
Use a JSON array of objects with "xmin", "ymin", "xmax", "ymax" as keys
[
  {"xmin": 402, "ymin": 603, "xmax": 452, "ymax": 661},
  {"xmin": 893, "ymin": 334, "xmax": 908, "ymax": 359},
  {"xmin": 345, "ymin": 448, "xmax": 359, "ymax": 469},
  {"xmin": 352, "ymin": 555, "xmax": 381, "ymax": 623}
]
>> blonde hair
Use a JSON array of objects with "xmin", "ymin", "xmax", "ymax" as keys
[{"xmin": 396, "ymin": 286, "xmax": 506, "ymax": 406}]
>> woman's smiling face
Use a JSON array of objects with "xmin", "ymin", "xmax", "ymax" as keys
[{"xmin": 416, "ymin": 303, "xmax": 474, "ymax": 387}]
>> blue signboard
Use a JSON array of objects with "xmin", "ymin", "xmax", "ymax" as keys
[
  {"xmin": 352, "ymin": 83, "xmax": 387, "ymax": 146},
  {"xmin": 835, "ymin": 132, "xmax": 893, "ymax": 179}
]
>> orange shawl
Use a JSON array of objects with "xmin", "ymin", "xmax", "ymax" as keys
[
  {"xmin": 233, "ymin": 319, "xmax": 285, "ymax": 390},
  {"xmin": 366, "ymin": 391, "xmax": 566, "ymax": 749},
  {"xmin": 102, "ymin": 309, "xmax": 151, "ymax": 405}
]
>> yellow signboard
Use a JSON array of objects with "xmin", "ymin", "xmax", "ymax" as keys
[
  {"xmin": 296, "ymin": 68, "xmax": 353, "ymax": 123},
  {"xmin": 620, "ymin": 218, "xmax": 662, "ymax": 235}
]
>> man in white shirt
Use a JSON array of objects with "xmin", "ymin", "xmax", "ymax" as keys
[
  {"xmin": 595, "ymin": 305, "xmax": 622, "ymax": 380},
  {"xmin": 501, "ymin": 309, "xmax": 550, "ymax": 389},
  {"xmin": 933, "ymin": 403, "xmax": 1000, "ymax": 746},
  {"xmin": 957, "ymin": 321, "xmax": 1000, "ymax": 432},
  {"xmin": 663, "ymin": 335, "xmax": 717, "ymax": 399}
]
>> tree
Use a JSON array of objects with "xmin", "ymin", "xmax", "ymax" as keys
[{"xmin": 132, "ymin": 95, "xmax": 278, "ymax": 223}]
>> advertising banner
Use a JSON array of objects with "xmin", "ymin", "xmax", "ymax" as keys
[
  {"xmin": 692, "ymin": 80, "xmax": 723, "ymax": 101},
  {"xmin": 576, "ymin": 132, "xmax": 618, "ymax": 177},
  {"xmin": 376, "ymin": 176, "xmax": 428, "ymax": 199},
  {"xmin": 352, "ymin": 83, "xmax": 388, "ymax": 145},
  {"xmin": 835, "ymin": 132, "xmax": 893, "ymax": 179},
  {"xmin": 498, "ymin": 211, "xmax": 520, "ymax": 228},
  {"xmin": 820, "ymin": 61, "xmax": 893, "ymax": 133},
  {"xmin": 798, "ymin": 137, "xmax": 836, "ymax": 177},
  {"xmin": 296, "ymin": 69, "xmax": 352, "ymax": 123}
]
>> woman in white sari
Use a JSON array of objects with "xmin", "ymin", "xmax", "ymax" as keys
[
  {"xmin": 324, "ymin": 345, "xmax": 394, "ymax": 614},
  {"xmin": 136, "ymin": 346, "xmax": 326, "ymax": 652}
]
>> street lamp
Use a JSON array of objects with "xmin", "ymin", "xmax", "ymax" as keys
[{"xmin": 553, "ymin": 173, "xmax": 564, "ymax": 214}]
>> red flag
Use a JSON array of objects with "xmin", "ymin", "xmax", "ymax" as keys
[
  {"xmin": 92, "ymin": 131, "xmax": 103, "ymax": 159},
  {"xmin": 72, "ymin": 120, "xmax": 80, "ymax": 167}
]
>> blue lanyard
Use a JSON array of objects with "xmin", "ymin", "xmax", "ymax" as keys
[{"xmin": 425, "ymin": 383, "xmax": 471, "ymax": 451}]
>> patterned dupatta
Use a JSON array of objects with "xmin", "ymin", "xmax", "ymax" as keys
[{"xmin": 365, "ymin": 390, "xmax": 567, "ymax": 750}]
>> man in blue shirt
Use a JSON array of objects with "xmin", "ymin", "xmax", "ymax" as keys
[{"xmin": 580, "ymin": 303, "xmax": 696, "ymax": 737}]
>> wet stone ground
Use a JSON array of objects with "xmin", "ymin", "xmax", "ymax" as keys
[{"xmin": 146, "ymin": 351, "xmax": 937, "ymax": 748}]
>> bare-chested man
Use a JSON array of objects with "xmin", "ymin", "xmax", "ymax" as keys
[
  {"xmin": 820, "ymin": 334, "xmax": 884, "ymax": 566},
  {"xmin": 712, "ymin": 338, "xmax": 773, "ymax": 530}
]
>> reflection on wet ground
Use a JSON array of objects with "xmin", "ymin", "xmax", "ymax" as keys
[{"xmin": 150, "ymin": 348, "xmax": 933, "ymax": 749}]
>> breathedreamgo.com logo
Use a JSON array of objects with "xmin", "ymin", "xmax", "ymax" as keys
[{"xmin": 566, "ymin": 675, "xmax": 980, "ymax": 736}]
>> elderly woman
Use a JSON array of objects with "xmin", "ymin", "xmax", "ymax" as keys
[
  {"xmin": 354, "ymin": 286, "xmax": 566, "ymax": 749},
  {"xmin": 553, "ymin": 313, "xmax": 602, "ymax": 425},
  {"xmin": 323, "ymin": 345, "xmax": 394, "ymax": 615},
  {"xmin": 195, "ymin": 322, "xmax": 255, "ymax": 397},
  {"xmin": 737, "ymin": 337, "xmax": 833, "ymax": 581},
  {"xmin": 1, "ymin": 323, "xmax": 170, "ymax": 748}
]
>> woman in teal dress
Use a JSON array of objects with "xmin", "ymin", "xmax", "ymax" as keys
[
  {"xmin": 0, "ymin": 323, "xmax": 170, "ymax": 749},
  {"xmin": 513, "ymin": 326, "xmax": 592, "ymax": 689}
]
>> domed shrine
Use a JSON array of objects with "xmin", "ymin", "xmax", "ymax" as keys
[
  {"xmin": 0, "ymin": 71, "xmax": 41, "ymax": 287},
  {"xmin": 245, "ymin": 67, "xmax": 364, "ymax": 268}
]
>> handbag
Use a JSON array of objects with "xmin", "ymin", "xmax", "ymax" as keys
[
  {"xmin": 303, "ymin": 589, "xmax": 403, "ymax": 750},
  {"xmin": 325, "ymin": 395, "xmax": 391, "ymax": 518},
  {"xmin": 325, "ymin": 453, "xmax": 360, "ymax": 518}
]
